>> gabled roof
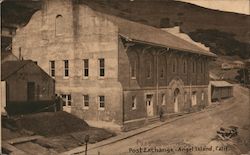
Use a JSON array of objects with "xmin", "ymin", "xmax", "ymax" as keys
[
  {"xmin": 95, "ymin": 12, "xmax": 217, "ymax": 57},
  {"xmin": 1, "ymin": 60, "xmax": 32, "ymax": 80},
  {"xmin": 210, "ymin": 81, "xmax": 233, "ymax": 87}
]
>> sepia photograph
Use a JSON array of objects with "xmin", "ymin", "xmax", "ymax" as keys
[{"xmin": 0, "ymin": 0, "xmax": 249, "ymax": 154}]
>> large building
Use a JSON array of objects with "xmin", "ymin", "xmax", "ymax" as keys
[{"xmin": 12, "ymin": 0, "xmax": 216, "ymax": 130}]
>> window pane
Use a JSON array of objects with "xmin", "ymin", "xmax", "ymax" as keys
[
  {"xmin": 100, "ymin": 69, "xmax": 105, "ymax": 77},
  {"xmin": 99, "ymin": 59, "xmax": 105, "ymax": 77},
  {"xmin": 65, "ymin": 69, "xmax": 69, "ymax": 76},
  {"xmin": 84, "ymin": 95, "xmax": 89, "ymax": 107},
  {"xmin": 50, "ymin": 61, "xmax": 55, "ymax": 77},
  {"xmin": 84, "ymin": 59, "xmax": 89, "ymax": 68},
  {"xmin": 99, "ymin": 96, "xmax": 105, "ymax": 108},
  {"xmin": 84, "ymin": 69, "xmax": 88, "ymax": 76},
  {"xmin": 64, "ymin": 60, "xmax": 68, "ymax": 68},
  {"xmin": 99, "ymin": 59, "xmax": 104, "ymax": 67},
  {"xmin": 64, "ymin": 60, "xmax": 69, "ymax": 77}
]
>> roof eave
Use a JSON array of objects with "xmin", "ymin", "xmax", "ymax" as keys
[{"xmin": 119, "ymin": 34, "xmax": 217, "ymax": 57}]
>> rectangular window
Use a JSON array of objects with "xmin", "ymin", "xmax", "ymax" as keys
[
  {"xmin": 132, "ymin": 96, "xmax": 137, "ymax": 110},
  {"xmin": 173, "ymin": 59, "xmax": 177, "ymax": 73},
  {"xmin": 83, "ymin": 59, "xmax": 89, "ymax": 78},
  {"xmin": 160, "ymin": 67, "xmax": 164, "ymax": 78},
  {"xmin": 64, "ymin": 60, "xmax": 69, "ymax": 77},
  {"xmin": 83, "ymin": 95, "xmax": 89, "ymax": 109},
  {"xmin": 99, "ymin": 96, "xmax": 105, "ymax": 109},
  {"xmin": 61, "ymin": 94, "xmax": 71, "ymax": 106},
  {"xmin": 192, "ymin": 61, "xmax": 195, "ymax": 73},
  {"xmin": 50, "ymin": 61, "xmax": 55, "ymax": 77},
  {"xmin": 99, "ymin": 58, "xmax": 105, "ymax": 77},
  {"xmin": 201, "ymin": 92, "xmax": 204, "ymax": 101},
  {"xmin": 201, "ymin": 62, "xmax": 203, "ymax": 73},
  {"xmin": 183, "ymin": 61, "xmax": 186, "ymax": 73},
  {"xmin": 146, "ymin": 62, "xmax": 151, "ymax": 78},
  {"xmin": 131, "ymin": 61, "xmax": 136, "ymax": 79}
]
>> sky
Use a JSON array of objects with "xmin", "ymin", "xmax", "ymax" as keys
[{"xmin": 177, "ymin": 0, "xmax": 250, "ymax": 15}]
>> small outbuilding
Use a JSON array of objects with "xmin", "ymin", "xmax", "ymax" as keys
[
  {"xmin": 210, "ymin": 81, "xmax": 233, "ymax": 102},
  {"xmin": 1, "ymin": 60, "xmax": 55, "ymax": 115}
]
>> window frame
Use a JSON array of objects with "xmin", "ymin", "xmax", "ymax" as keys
[
  {"xmin": 63, "ymin": 60, "xmax": 69, "ymax": 78},
  {"xmin": 98, "ymin": 95, "xmax": 105, "ymax": 110},
  {"xmin": 192, "ymin": 61, "xmax": 196, "ymax": 73},
  {"xmin": 172, "ymin": 58, "xmax": 177, "ymax": 73},
  {"xmin": 83, "ymin": 59, "xmax": 89, "ymax": 79},
  {"xmin": 183, "ymin": 60, "xmax": 187, "ymax": 74},
  {"xmin": 61, "ymin": 94, "xmax": 71, "ymax": 107},
  {"xmin": 50, "ymin": 60, "xmax": 55, "ymax": 77},
  {"xmin": 83, "ymin": 95, "xmax": 89, "ymax": 109},
  {"xmin": 99, "ymin": 58, "xmax": 105, "ymax": 78}
]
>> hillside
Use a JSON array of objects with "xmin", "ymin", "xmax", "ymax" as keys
[{"xmin": 1, "ymin": 0, "xmax": 250, "ymax": 58}]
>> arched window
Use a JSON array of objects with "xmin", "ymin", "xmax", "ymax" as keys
[
  {"xmin": 131, "ymin": 60, "xmax": 137, "ymax": 79},
  {"xmin": 192, "ymin": 61, "xmax": 196, "ymax": 73},
  {"xmin": 55, "ymin": 15, "xmax": 64, "ymax": 36},
  {"xmin": 146, "ymin": 61, "xmax": 152, "ymax": 79}
]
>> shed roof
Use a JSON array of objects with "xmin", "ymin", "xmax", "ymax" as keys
[
  {"xmin": 1, "ymin": 60, "xmax": 32, "ymax": 80},
  {"xmin": 210, "ymin": 81, "xmax": 233, "ymax": 87},
  {"xmin": 96, "ymin": 12, "xmax": 217, "ymax": 57}
]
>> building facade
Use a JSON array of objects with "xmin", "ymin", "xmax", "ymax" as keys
[{"xmin": 12, "ymin": 0, "xmax": 216, "ymax": 129}]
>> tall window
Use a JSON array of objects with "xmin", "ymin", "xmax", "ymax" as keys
[
  {"xmin": 99, "ymin": 96, "xmax": 105, "ymax": 110},
  {"xmin": 131, "ymin": 61, "xmax": 136, "ymax": 79},
  {"xmin": 50, "ymin": 61, "xmax": 55, "ymax": 77},
  {"xmin": 183, "ymin": 60, "xmax": 186, "ymax": 73},
  {"xmin": 200, "ymin": 61, "xmax": 203, "ymax": 73},
  {"xmin": 192, "ymin": 61, "xmax": 195, "ymax": 73},
  {"xmin": 83, "ymin": 95, "xmax": 89, "ymax": 109},
  {"xmin": 173, "ymin": 59, "xmax": 177, "ymax": 73},
  {"xmin": 64, "ymin": 60, "xmax": 69, "ymax": 77},
  {"xmin": 160, "ymin": 67, "xmax": 164, "ymax": 78},
  {"xmin": 132, "ymin": 96, "xmax": 137, "ymax": 110},
  {"xmin": 83, "ymin": 59, "xmax": 89, "ymax": 78},
  {"xmin": 201, "ymin": 92, "xmax": 204, "ymax": 101},
  {"xmin": 99, "ymin": 58, "xmax": 105, "ymax": 77},
  {"xmin": 146, "ymin": 62, "xmax": 152, "ymax": 78},
  {"xmin": 61, "ymin": 94, "xmax": 71, "ymax": 106}
]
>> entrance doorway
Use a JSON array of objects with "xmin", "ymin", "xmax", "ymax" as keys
[
  {"xmin": 27, "ymin": 82, "xmax": 35, "ymax": 101},
  {"xmin": 191, "ymin": 91, "xmax": 197, "ymax": 106},
  {"xmin": 146, "ymin": 94, "xmax": 153, "ymax": 116},
  {"xmin": 174, "ymin": 88, "xmax": 180, "ymax": 113}
]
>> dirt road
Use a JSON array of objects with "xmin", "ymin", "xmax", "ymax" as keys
[{"xmin": 86, "ymin": 85, "xmax": 250, "ymax": 155}]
